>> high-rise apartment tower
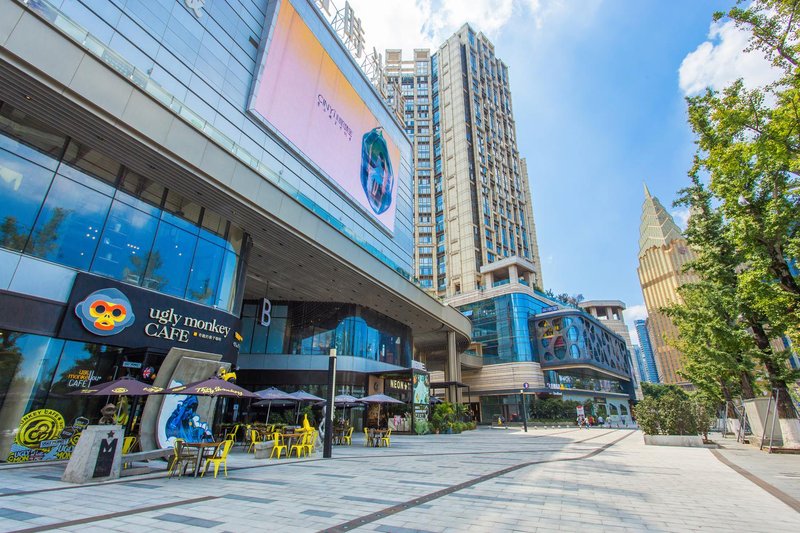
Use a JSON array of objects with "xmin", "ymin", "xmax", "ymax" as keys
[{"xmin": 386, "ymin": 25, "xmax": 542, "ymax": 298}]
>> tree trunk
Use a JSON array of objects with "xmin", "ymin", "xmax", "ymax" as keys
[
  {"xmin": 738, "ymin": 370, "xmax": 755, "ymax": 400},
  {"xmin": 750, "ymin": 321, "xmax": 797, "ymax": 419}
]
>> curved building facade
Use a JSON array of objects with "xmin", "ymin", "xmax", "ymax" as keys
[{"xmin": 0, "ymin": 0, "xmax": 470, "ymax": 461}]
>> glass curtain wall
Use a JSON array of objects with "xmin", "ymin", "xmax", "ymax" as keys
[
  {"xmin": 240, "ymin": 301, "xmax": 412, "ymax": 368},
  {"xmin": 0, "ymin": 102, "xmax": 245, "ymax": 312}
]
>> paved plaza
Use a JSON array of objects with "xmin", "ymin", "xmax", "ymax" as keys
[{"xmin": 0, "ymin": 428, "xmax": 797, "ymax": 532}]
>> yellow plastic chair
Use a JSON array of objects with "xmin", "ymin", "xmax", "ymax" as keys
[
  {"xmin": 202, "ymin": 440, "xmax": 233, "ymax": 478},
  {"xmin": 122, "ymin": 436, "xmax": 137, "ymax": 454},
  {"xmin": 363, "ymin": 428, "xmax": 371, "ymax": 447},
  {"xmin": 380, "ymin": 428, "xmax": 392, "ymax": 447},
  {"xmin": 342, "ymin": 427, "xmax": 354, "ymax": 446},
  {"xmin": 304, "ymin": 429, "xmax": 318, "ymax": 455},
  {"xmin": 247, "ymin": 429, "xmax": 261, "ymax": 454},
  {"xmin": 290, "ymin": 433, "xmax": 308, "ymax": 458},
  {"xmin": 168, "ymin": 439, "xmax": 198, "ymax": 479},
  {"xmin": 269, "ymin": 432, "xmax": 287, "ymax": 459}
]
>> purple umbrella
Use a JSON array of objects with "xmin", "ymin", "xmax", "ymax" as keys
[
  {"xmin": 69, "ymin": 377, "xmax": 164, "ymax": 396},
  {"xmin": 164, "ymin": 377, "xmax": 261, "ymax": 399},
  {"xmin": 253, "ymin": 387, "xmax": 296, "ymax": 423},
  {"xmin": 360, "ymin": 394, "xmax": 405, "ymax": 428},
  {"xmin": 288, "ymin": 390, "xmax": 325, "ymax": 423}
]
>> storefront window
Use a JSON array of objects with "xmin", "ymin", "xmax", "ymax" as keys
[
  {"xmin": 241, "ymin": 302, "xmax": 411, "ymax": 367},
  {"xmin": 0, "ymin": 331, "xmax": 63, "ymax": 437}
]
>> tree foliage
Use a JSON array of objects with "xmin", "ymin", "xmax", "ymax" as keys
[
  {"xmin": 679, "ymin": 0, "xmax": 800, "ymax": 417},
  {"xmin": 636, "ymin": 384, "xmax": 715, "ymax": 437}
]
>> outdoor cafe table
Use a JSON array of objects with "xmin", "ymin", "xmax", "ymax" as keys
[
  {"xmin": 281, "ymin": 432, "xmax": 305, "ymax": 450},
  {"xmin": 367, "ymin": 429, "xmax": 387, "ymax": 447},
  {"xmin": 183, "ymin": 441, "xmax": 222, "ymax": 477}
]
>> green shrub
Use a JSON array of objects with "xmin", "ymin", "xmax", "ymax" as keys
[
  {"xmin": 637, "ymin": 383, "xmax": 714, "ymax": 436},
  {"xmin": 414, "ymin": 420, "xmax": 429, "ymax": 435}
]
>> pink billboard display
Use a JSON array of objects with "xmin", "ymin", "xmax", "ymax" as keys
[{"xmin": 251, "ymin": 0, "xmax": 401, "ymax": 232}]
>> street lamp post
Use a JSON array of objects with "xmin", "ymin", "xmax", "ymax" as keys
[
  {"xmin": 519, "ymin": 390, "xmax": 528, "ymax": 433},
  {"xmin": 323, "ymin": 348, "xmax": 337, "ymax": 458}
]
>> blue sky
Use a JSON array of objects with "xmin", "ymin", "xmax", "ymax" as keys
[{"xmin": 347, "ymin": 0, "xmax": 775, "ymax": 342}]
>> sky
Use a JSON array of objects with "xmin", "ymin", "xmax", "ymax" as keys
[{"xmin": 343, "ymin": 0, "xmax": 778, "ymax": 344}]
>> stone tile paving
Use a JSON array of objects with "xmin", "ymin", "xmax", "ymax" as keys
[
  {"xmin": 0, "ymin": 428, "xmax": 795, "ymax": 532},
  {"xmin": 714, "ymin": 434, "xmax": 800, "ymax": 501}
]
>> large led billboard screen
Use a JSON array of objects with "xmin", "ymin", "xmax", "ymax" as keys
[{"xmin": 250, "ymin": 0, "xmax": 401, "ymax": 232}]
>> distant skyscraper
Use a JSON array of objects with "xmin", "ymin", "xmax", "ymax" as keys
[
  {"xmin": 633, "ymin": 346, "xmax": 648, "ymax": 386},
  {"xmin": 385, "ymin": 24, "xmax": 542, "ymax": 298},
  {"xmin": 635, "ymin": 318, "xmax": 660, "ymax": 383},
  {"xmin": 637, "ymin": 184, "xmax": 696, "ymax": 385}
]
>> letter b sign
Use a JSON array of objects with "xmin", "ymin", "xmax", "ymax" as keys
[{"xmin": 260, "ymin": 298, "xmax": 271, "ymax": 327}]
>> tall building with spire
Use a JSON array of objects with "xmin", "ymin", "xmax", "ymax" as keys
[{"xmin": 637, "ymin": 184, "xmax": 696, "ymax": 385}]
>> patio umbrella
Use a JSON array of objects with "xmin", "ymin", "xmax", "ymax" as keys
[
  {"xmin": 288, "ymin": 390, "xmax": 325, "ymax": 423},
  {"xmin": 69, "ymin": 376, "xmax": 163, "ymax": 396},
  {"xmin": 253, "ymin": 387, "xmax": 296, "ymax": 424},
  {"xmin": 164, "ymin": 377, "xmax": 261, "ymax": 399},
  {"xmin": 359, "ymin": 394, "xmax": 405, "ymax": 428},
  {"xmin": 69, "ymin": 376, "xmax": 163, "ymax": 434}
]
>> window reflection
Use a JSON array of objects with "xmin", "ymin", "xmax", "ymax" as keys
[
  {"xmin": 186, "ymin": 238, "xmax": 223, "ymax": 305},
  {"xmin": 144, "ymin": 221, "xmax": 196, "ymax": 297},
  {"xmin": 241, "ymin": 302, "xmax": 412, "ymax": 367},
  {"xmin": 91, "ymin": 199, "xmax": 159, "ymax": 283},
  {"xmin": 0, "ymin": 102, "xmax": 246, "ymax": 312},
  {"xmin": 26, "ymin": 174, "xmax": 112, "ymax": 270},
  {"xmin": 0, "ymin": 148, "xmax": 55, "ymax": 252}
]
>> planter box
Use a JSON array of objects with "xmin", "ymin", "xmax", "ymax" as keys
[
  {"xmin": 254, "ymin": 441, "xmax": 274, "ymax": 459},
  {"xmin": 643, "ymin": 434, "xmax": 706, "ymax": 447}
]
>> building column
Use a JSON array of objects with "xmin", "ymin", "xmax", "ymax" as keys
[
  {"xmin": 509, "ymin": 264, "xmax": 519, "ymax": 284},
  {"xmin": 445, "ymin": 330, "xmax": 461, "ymax": 403},
  {"xmin": 484, "ymin": 271, "xmax": 493, "ymax": 289}
]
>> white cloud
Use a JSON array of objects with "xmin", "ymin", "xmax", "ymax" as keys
[
  {"xmin": 670, "ymin": 207, "xmax": 690, "ymax": 231},
  {"xmin": 679, "ymin": 20, "xmax": 782, "ymax": 95},
  {"xmin": 623, "ymin": 304, "xmax": 648, "ymax": 346},
  {"xmin": 345, "ymin": 0, "xmax": 553, "ymax": 57}
]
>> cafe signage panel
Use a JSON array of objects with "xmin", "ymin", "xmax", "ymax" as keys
[{"xmin": 59, "ymin": 273, "xmax": 241, "ymax": 359}]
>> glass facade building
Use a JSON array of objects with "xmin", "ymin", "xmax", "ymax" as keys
[
  {"xmin": 0, "ymin": 0, "xmax": 472, "ymax": 460},
  {"xmin": 457, "ymin": 293, "xmax": 551, "ymax": 364},
  {"xmin": 635, "ymin": 319, "xmax": 660, "ymax": 383},
  {"xmin": 0, "ymin": 103, "xmax": 248, "ymax": 462}
]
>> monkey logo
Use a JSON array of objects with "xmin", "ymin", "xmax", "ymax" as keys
[{"xmin": 75, "ymin": 288, "xmax": 135, "ymax": 336}]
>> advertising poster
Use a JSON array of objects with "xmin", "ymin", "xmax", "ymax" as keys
[
  {"xmin": 250, "ymin": 0, "xmax": 401, "ymax": 232},
  {"xmin": 6, "ymin": 409, "xmax": 87, "ymax": 463},
  {"xmin": 413, "ymin": 373, "xmax": 429, "ymax": 423}
]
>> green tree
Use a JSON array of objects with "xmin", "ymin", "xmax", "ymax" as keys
[
  {"xmin": 686, "ymin": 0, "xmax": 800, "ymax": 420},
  {"xmin": 663, "ymin": 176, "xmax": 757, "ymax": 406}
]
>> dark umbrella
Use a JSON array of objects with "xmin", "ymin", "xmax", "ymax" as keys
[
  {"xmin": 359, "ymin": 394, "xmax": 405, "ymax": 428},
  {"xmin": 253, "ymin": 387, "xmax": 296, "ymax": 423},
  {"xmin": 69, "ymin": 376, "xmax": 163, "ymax": 434},
  {"xmin": 69, "ymin": 377, "xmax": 163, "ymax": 396},
  {"xmin": 164, "ymin": 377, "xmax": 261, "ymax": 399},
  {"xmin": 288, "ymin": 390, "xmax": 325, "ymax": 424}
]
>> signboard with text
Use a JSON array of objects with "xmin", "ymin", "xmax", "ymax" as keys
[{"xmin": 59, "ymin": 273, "xmax": 241, "ymax": 360}]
